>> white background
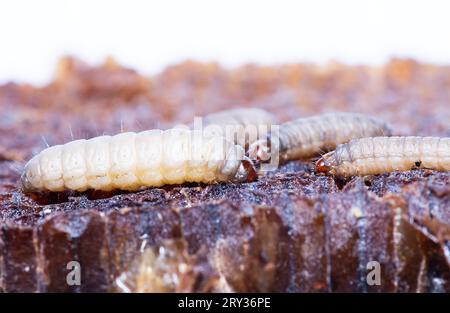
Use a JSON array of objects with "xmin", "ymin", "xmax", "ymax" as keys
[{"xmin": 0, "ymin": 0, "xmax": 449, "ymax": 85}]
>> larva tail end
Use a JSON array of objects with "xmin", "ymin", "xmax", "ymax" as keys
[
  {"xmin": 20, "ymin": 171, "xmax": 38, "ymax": 194},
  {"xmin": 315, "ymin": 157, "xmax": 331, "ymax": 175}
]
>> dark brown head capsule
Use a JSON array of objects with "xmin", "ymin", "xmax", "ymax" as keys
[{"xmin": 315, "ymin": 157, "xmax": 331, "ymax": 174}]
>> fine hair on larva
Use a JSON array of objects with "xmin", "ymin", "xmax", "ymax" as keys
[
  {"xmin": 21, "ymin": 128, "xmax": 257, "ymax": 193},
  {"xmin": 192, "ymin": 108, "xmax": 278, "ymax": 149},
  {"xmin": 316, "ymin": 136, "xmax": 450, "ymax": 177},
  {"xmin": 247, "ymin": 112, "xmax": 392, "ymax": 166}
]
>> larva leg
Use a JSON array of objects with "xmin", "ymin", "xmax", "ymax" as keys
[
  {"xmin": 248, "ymin": 112, "xmax": 392, "ymax": 164},
  {"xmin": 316, "ymin": 136, "xmax": 450, "ymax": 177}
]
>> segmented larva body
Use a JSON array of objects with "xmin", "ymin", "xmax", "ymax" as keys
[
  {"xmin": 199, "ymin": 108, "xmax": 277, "ymax": 148},
  {"xmin": 316, "ymin": 136, "xmax": 450, "ymax": 177},
  {"xmin": 21, "ymin": 129, "xmax": 256, "ymax": 193},
  {"xmin": 248, "ymin": 113, "xmax": 392, "ymax": 163}
]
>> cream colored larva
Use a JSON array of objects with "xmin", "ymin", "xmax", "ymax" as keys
[
  {"xmin": 21, "ymin": 129, "xmax": 257, "ymax": 193},
  {"xmin": 316, "ymin": 136, "xmax": 450, "ymax": 177},
  {"xmin": 198, "ymin": 108, "xmax": 277, "ymax": 148},
  {"xmin": 248, "ymin": 112, "xmax": 392, "ymax": 164}
]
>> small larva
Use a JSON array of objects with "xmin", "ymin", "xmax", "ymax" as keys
[
  {"xmin": 198, "ymin": 108, "xmax": 277, "ymax": 148},
  {"xmin": 316, "ymin": 136, "xmax": 450, "ymax": 177},
  {"xmin": 21, "ymin": 129, "xmax": 257, "ymax": 193},
  {"xmin": 248, "ymin": 113, "xmax": 392, "ymax": 164}
]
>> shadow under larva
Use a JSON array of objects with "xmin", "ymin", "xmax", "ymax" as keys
[{"xmin": 316, "ymin": 136, "xmax": 450, "ymax": 177}]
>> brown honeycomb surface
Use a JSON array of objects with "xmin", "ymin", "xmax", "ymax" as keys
[{"xmin": 0, "ymin": 57, "xmax": 449, "ymax": 292}]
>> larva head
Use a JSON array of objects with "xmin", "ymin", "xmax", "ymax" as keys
[
  {"xmin": 247, "ymin": 139, "xmax": 271, "ymax": 162},
  {"xmin": 315, "ymin": 151, "xmax": 336, "ymax": 175},
  {"xmin": 233, "ymin": 156, "xmax": 258, "ymax": 183}
]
